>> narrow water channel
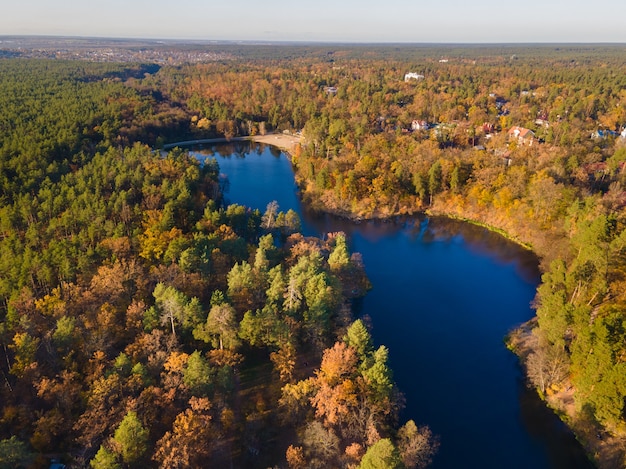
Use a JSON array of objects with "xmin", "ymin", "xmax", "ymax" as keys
[{"xmin": 190, "ymin": 141, "xmax": 593, "ymax": 469}]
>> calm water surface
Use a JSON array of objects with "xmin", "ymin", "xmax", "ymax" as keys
[{"xmin": 190, "ymin": 142, "xmax": 593, "ymax": 469}]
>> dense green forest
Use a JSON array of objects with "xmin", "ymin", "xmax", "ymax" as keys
[{"xmin": 1, "ymin": 44, "xmax": 626, "ymax": 467}]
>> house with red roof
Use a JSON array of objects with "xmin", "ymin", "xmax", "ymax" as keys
[{"xmin": 507, "ymin": 126, "xmax": 535, "ymax": 146}]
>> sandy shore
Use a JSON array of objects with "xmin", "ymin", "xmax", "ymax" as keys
[
  {"xmin": 250, "ymin": 133, "xmax": 302, "ymax": 155},
  {"xmin": 163, "ymin": 133, "xmax": 303, "ymax": 156}
]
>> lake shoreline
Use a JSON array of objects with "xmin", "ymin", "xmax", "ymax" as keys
[
  {"xmin": 424, "ymin": 209, "xmax": 535, "ymax": 252},
  {"xmin": 164, "ymin": 133, "xmax": 303, "ymax": 155},
  {"xmin": 249, "ymin": 136, "xmax": 619, "ymax": 468},
  {"xmin": 507, "ymin": 320, "xmax": 625, "ymax": 469},
  {"xmin": 180, "ymin": 136, "xmax": 614, "ymax": 467}
]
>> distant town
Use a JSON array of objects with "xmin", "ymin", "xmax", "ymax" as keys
[{"xmin": 0, "ymin": 36, "xmax": 235, "ymax": 64}]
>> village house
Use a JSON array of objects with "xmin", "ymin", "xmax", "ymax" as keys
[
  {"xmin": 430, "ymin": 122, "xmax": 457, "ymax": 142},
  {"xmin": 495, "ymin": 148, "xmax": 512, "ymax": 166},
  {"xmin": 492, "ymin": 96, "xmax": 508, "ymax": 116},
  {"xmin": 404, "ymin": 72, "xmax": 425, "ymax": 82},
  {"xmin": 411, "ymin": 120, "xmax": 430, "ymax": 131},
  {"xmin": 591, "ymin": 129, "xmax": 618, "ymax": 139},
  {"xmin": 507, "ymin": 126, "xmax": 535, "ymax": 145},
  {"xmin": 482, "ymin": 122, "xmax": 495, "ymax": 134},
  {"xmin": 535, "ymin": 111, "xmax": 549, "ymax": 128}
]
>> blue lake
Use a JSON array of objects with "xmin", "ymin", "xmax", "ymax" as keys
[{"xmin": 190, "ymin": 141, "xmax": 593, "ymax": 469}]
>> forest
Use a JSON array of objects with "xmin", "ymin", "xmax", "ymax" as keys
[
  {"xmin": 0, "ymin": 58, "xmax": 437, "ymax": 468},
  {"xmin": 1, "ymin": 43, "xmax": 626, "ymax": 467}
]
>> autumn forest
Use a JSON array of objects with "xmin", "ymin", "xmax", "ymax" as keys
[{"xmin": 1, "ymin": 44, "xmax": 626, "ymax": 468}]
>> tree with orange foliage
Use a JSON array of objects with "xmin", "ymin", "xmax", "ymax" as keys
[{"xmin": 153, "ymin": 397, "xmax": 215, "ymax": 469}]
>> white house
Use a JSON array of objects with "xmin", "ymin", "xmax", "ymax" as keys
[
  {"xmin": 411, "ymin": 120, "xmax": 430, "ymax": 131},
  {"xmin": 404, "ymin": 72, "xmax": 425, "ymax": 82}
]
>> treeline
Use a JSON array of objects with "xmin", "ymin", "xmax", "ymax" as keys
[
  {"xmin": 0, "ymin": 60, "xmax": 437, "ymax": 467},
  {"xmin": 153, "ymin": 47, "xmax": 626, "ymax": 149},
  {"xmin": 0, "ymin": 59, "xmax": 191, "ymax": 200},
  {"xmin": 533, "ymin": 198, "xmax": 626, "ymax": 430}
]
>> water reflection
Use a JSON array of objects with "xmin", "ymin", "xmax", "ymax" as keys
[
  {"xmin": 301, "ymin": 211, "xmax": 541, "ymax": 284},
  {"xmin": 193, "ymin": 141, "xmax": 283, "ymax": 160},
  {"xmin": 518, "ymin": 380, "xmax": 595, "ymax": 469},
  {"xmin": 424, "ymin": 217, "xmax": 541, "ymax": 284}
]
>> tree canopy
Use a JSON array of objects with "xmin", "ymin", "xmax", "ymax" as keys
[{"xmin": 2, "ymin": 43, "xmax": 626, "ymax": 466}]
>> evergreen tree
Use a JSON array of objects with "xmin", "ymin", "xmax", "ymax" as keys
[
  {"xmin": 111, "ymin": 411, "xmax": 149, "ymax": 466},
  {"xmin": 359, "ymin": 438, "xmax": 404, "ymax": 469}
]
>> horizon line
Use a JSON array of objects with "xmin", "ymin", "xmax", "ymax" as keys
[{"xmin": 1, "ymin": 34, "xmax": 626, "ymax": 47}]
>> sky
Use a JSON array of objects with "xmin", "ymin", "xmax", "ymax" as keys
[{"xmin": 2, "ymin": 0, "xmax": 625, "ymax": 44}]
